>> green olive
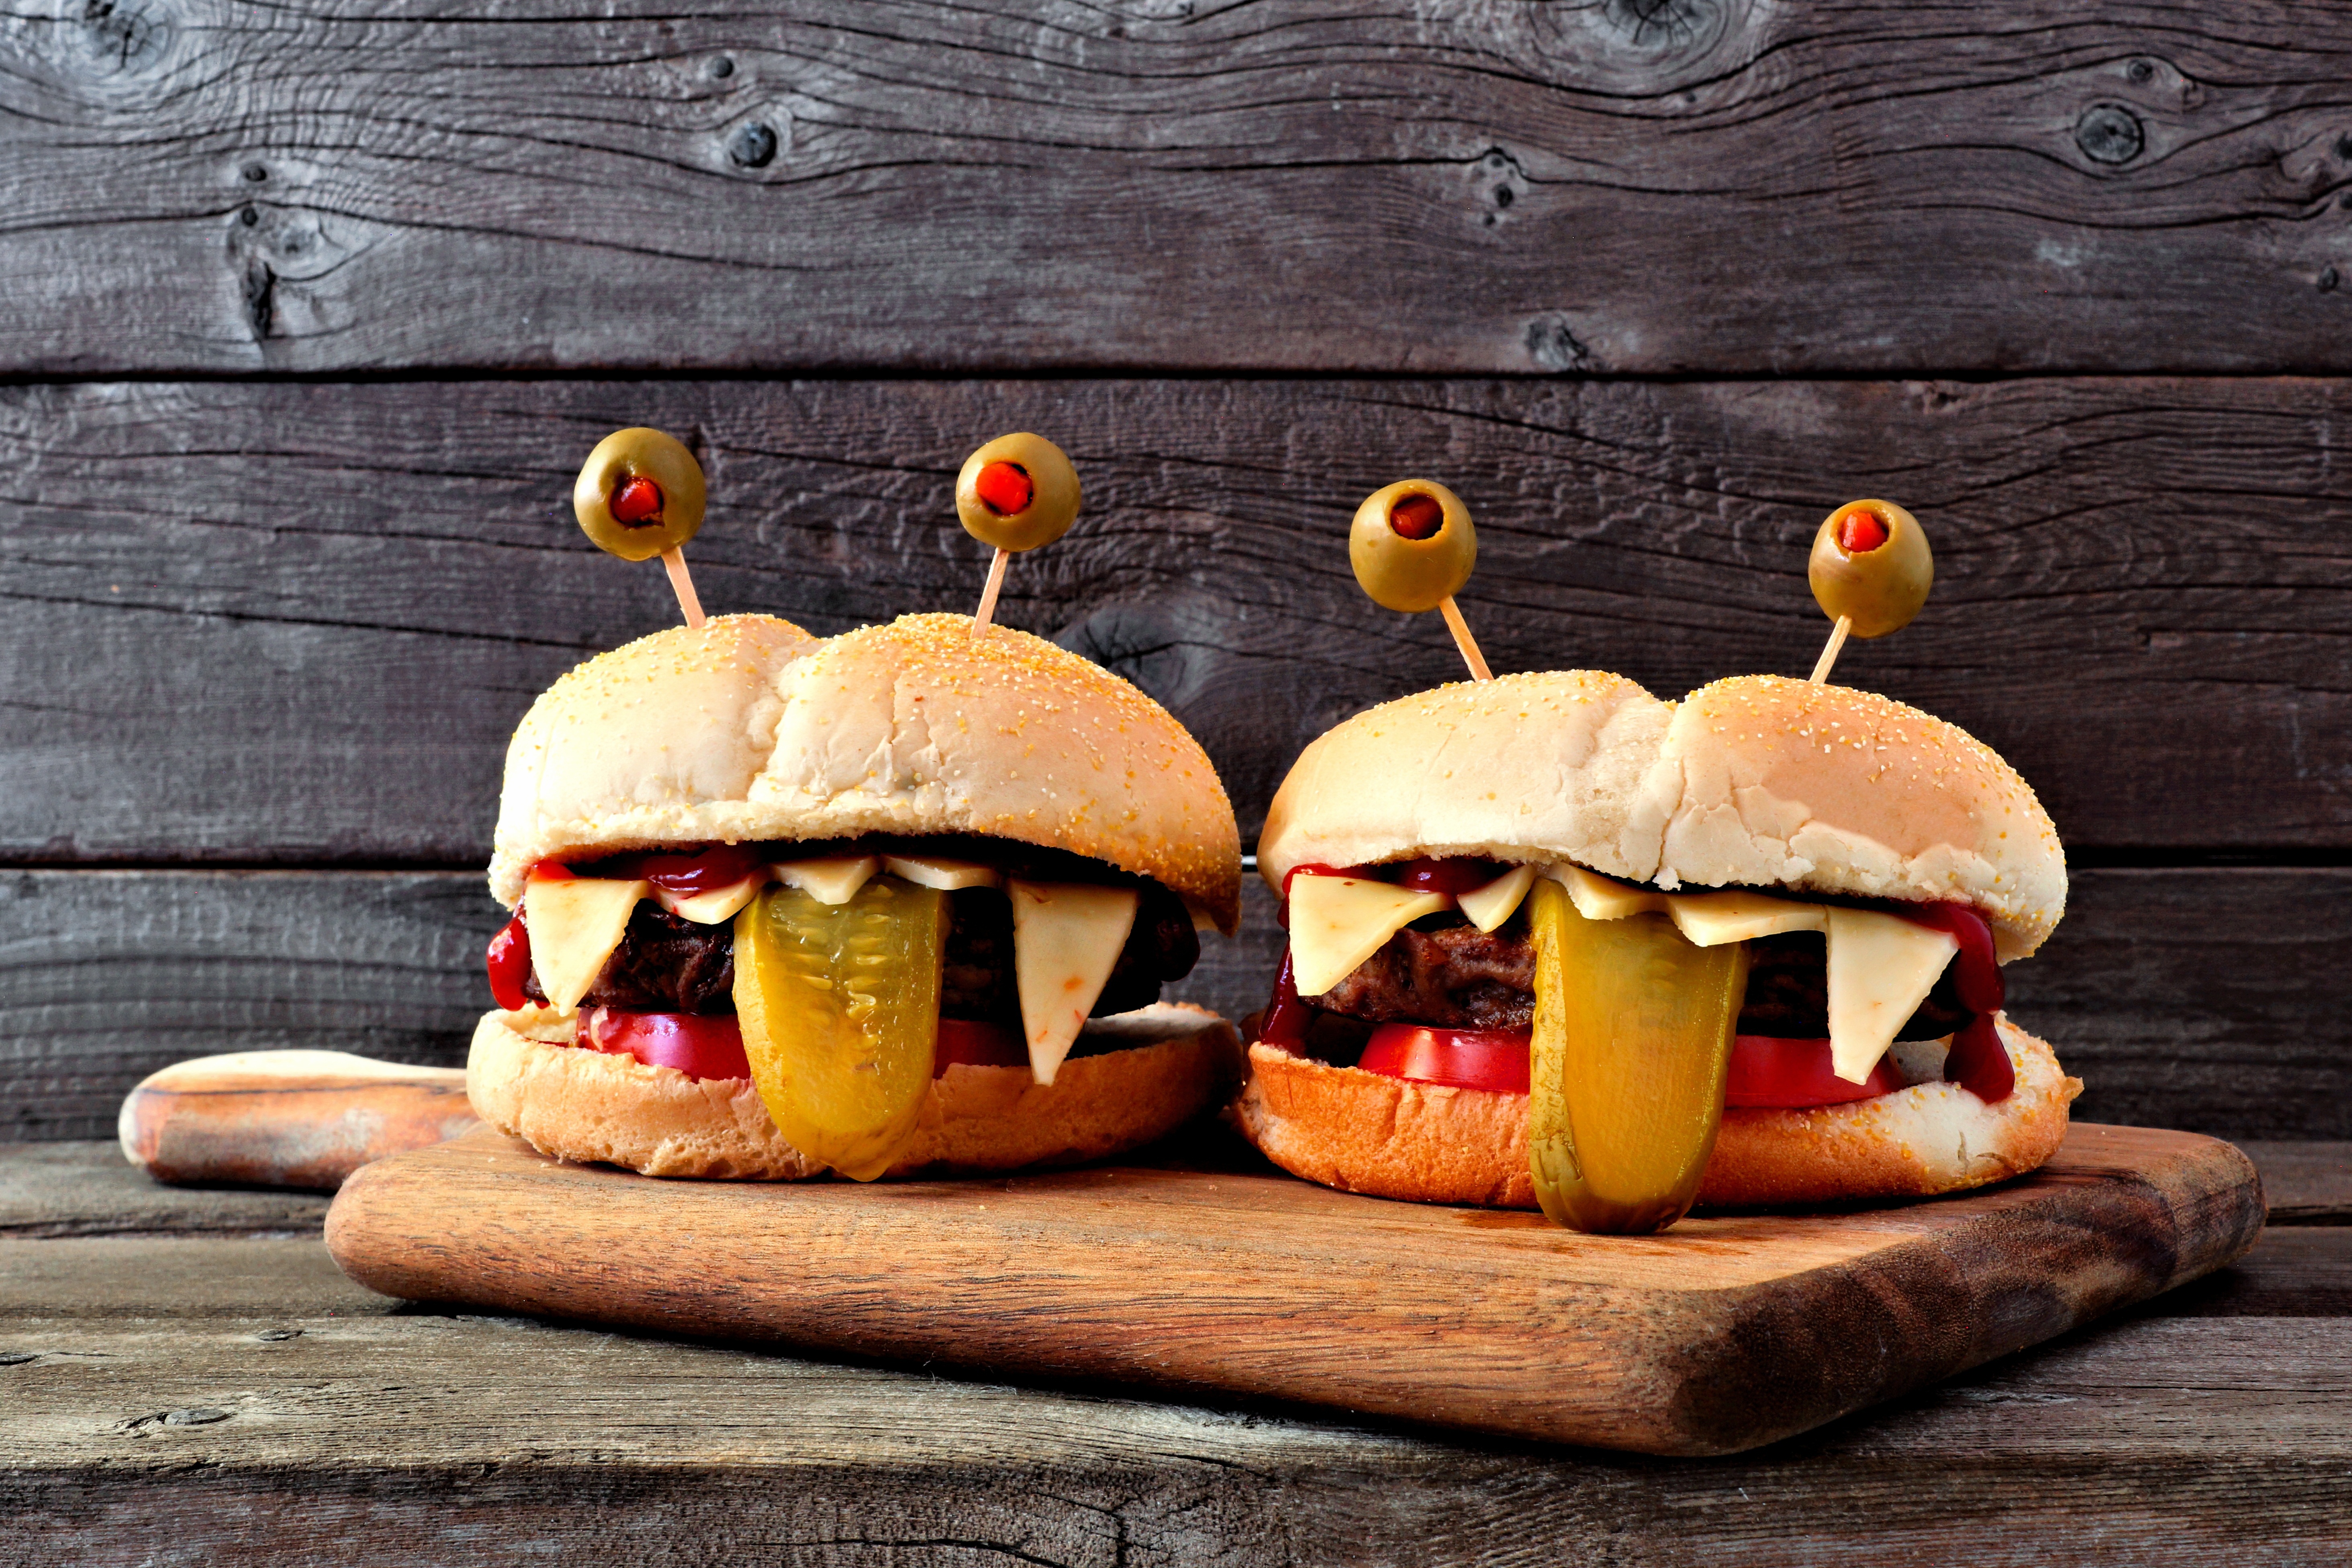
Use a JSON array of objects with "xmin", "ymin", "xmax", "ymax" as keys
[
  {"xmin": 572, "ymin": 428, "xmax": 707, "ymax": 563},
  {"xmin": 956, "ymin": 433, "xmax": 1080, "ymax": 553},
  {"xmin": 1350, "ymin": 479, "xmax": 1475, "ymax": 614},
  {"xmin": 1808, "ymin": 499, "xmax": 1932, "ymax": 638}
]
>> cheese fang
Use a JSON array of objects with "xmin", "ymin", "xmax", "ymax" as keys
[
  {"xmin": 1667, "ymin": 891, "xmax": 1827, "ymax": 948},
  {"xmin": 1456, "ymin": 865, "xmax": 1537, "ymax": 933},
  {"xmin": 525, "ymin": 873, "xmax": 651, "ymax": 1015},
  {"xmin": 881, "ymin": 854, "xmax": 1001, "ymax": 892},
  {"xmin": 1009, "ymin": 881, "xmax": 1140, "ymax": 1086},
  {"xmin": 1544, "ymin": 863, "xmax": 1669, "ymax": 922},
  {"xmin": 773, "ymin": 855, "xmax": 881, "ymax": 905},
  {"xmin": 654, "ymin": 875, "xmax": 766, "ymax": 925},
  {"xmin": 1287, "ymin": 876, "xmax": 1449, "ymax": 998},
  {"xmin": 1825, "ymin": 910, "xmax": 1959, "ymax": 1084}
]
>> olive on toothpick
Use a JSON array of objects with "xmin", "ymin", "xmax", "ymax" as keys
[
  {"xmin": 573, "ymin": 428, "xmax": 709, "ymax": 628},
  {"xmin": 1806, "ymin": 498, "xmax": 1933, "ymax": 685},
  {"xmin": 956, "ymin": 432, "xmax": 1081, "ymax": 638},
  {"xmin": 1350, "ymin": 479, "xmax": 1492, "ymax": 681}
]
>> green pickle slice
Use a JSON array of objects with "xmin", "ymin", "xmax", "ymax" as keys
[
  {"xmin": 733, "ymin": 876, "xmax": 947, "ymax": 1182},
  {"xmin": 1526, "ymin": 877, "xmax": 1749, "ymax": 1234}
]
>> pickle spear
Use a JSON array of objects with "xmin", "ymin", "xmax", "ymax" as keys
[
  {"xmin": 733, "ymin": 875, "xmax": 947, "ymax": 1182},
  {"xmin": 1526, "ymin": 877, "xmax": 1748, "ymax": 1234}
]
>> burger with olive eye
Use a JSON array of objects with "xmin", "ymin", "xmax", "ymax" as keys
[
  {"xmin": 470, "ymin": 610, "xmax": 1244, "ymax": 1181},
  {"xmin": 1231, "ymin": 669, "xmax": 2081, "ymax": 1216}
]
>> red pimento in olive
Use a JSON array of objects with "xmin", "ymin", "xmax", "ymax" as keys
[
  {"xmin": 1387, "ymin": 493, "xmax": 1445, "ymax": 540},
  {"xmin": 973, "ymin": 460, "xmax": 1034, "ymax": 517},
  {"xmin": 1836, "ymin": 507, "xmax": 1889, "ymax": 553},
  {"xmin": 609, "ymin": 474, "xmax": 665, "ymax": 526}
]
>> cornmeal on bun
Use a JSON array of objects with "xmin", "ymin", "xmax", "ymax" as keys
[
  {"xmin": 1233, "ymin": 671, "xmax": 2080, "ymax": 1211},
  {"xmin": 472, "ymin": 611, "xmax": 1242, "ymax": 1180}
]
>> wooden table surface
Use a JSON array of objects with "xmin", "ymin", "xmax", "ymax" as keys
[{"xmin": 5, "ymin": 1138, "xmax": 2347, "ymax": 1564}]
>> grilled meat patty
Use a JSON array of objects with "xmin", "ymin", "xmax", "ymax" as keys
[
  {"xmin": 525, "ymin": 879, "xmax": 1199, "ymax": 1021},
  {"xmin": 1310, "ymin": 918, "xmax": 1968, "ymax": 1041}
]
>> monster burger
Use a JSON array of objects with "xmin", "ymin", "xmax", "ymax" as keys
[
  {"xmin": 1234, "ymin": 668, "xmax": 2080, "ymax": 1230},
  {"xmin": 472, "ymin": 609, "xmax": 1244, "ymax": 1180}
]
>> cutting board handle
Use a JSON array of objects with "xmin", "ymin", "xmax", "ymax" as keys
[{"xmin": 120, "ymin": 1050, "xmax": 478, "ymax": 1192}]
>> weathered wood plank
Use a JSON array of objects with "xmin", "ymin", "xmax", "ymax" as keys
[
  {"xmin": 3, "ymin": 2, "xmax": 2350, "ymax": 376},
  {"xmin": 0, "ymin": 1141, "xmax": 330, "ymax": 1239},
  {"xmin": 4, "ymin": 866, "xmax": 2348, "ymax": 1142},
  {"xmin": 2239, "ymin": 1141, "xmax": 2352, "ymax": 1224},
  {"xmin": 0, "ymin": 872, "xmax": 486, "ymax": 1141},
  {"xmin": 2, "ymin": 1236, "xmax": 2348, "ymax": 1565},
  {"xmin": 6, "ymin": 376, "xmax": 2350, "ymax": 861}
]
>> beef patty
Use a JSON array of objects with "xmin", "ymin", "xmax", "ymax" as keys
[
  {"xmin": 1310, "ymin": 917, "xmax": 1967, "ymax": 1041},
  {"xmin": 525, "ymin": 879, "xmax": 1199, "ymax": 1021}
]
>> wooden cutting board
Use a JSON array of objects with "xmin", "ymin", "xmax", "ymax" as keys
[{"xmin": 325, "ymin": 1121, "xmax": 2263, "ymax": 1456}]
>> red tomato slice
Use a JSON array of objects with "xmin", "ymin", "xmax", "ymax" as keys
[
  {"xmin": 1725, "ymin": 1035, "xmax": 1904, "ymax": 1108},
  {"xmin": 934, "ymin": 1018, "xmax": 1028, "ymax": 1075},
  {"xmin": 1357, "ymin": 1024, "xmax": 1532, "ymax": 1095},
  {"xmin": 576, "ymin": 1009, "xmax": 751, "ymax": 1081}
]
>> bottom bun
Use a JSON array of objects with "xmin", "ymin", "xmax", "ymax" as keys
[
  {"xmin": 1228, "ymin": 1015, "xmax": 2083, "ymax": 1210},
  {"xmin": 469, "ymin": 1003, "xmax": 1240, "ymax": 1181}
]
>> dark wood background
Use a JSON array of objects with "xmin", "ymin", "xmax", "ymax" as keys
[{"xmin": 4, "ymin": 1, "xmax": 2348, "ymax": 1141}]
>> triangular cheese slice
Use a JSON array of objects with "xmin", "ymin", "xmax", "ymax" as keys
[
  {"xmin": 652, "ymin": 875, "xmax": 766, "ymax": 926},
  {"xmin": 1009, "ymin": 881, "xmax": 1140, "ymax": 1085},
  {"xmin": 525, "ymin": 874, "xmax": 650, "ymax": 1016},
  {"xmin": 881, "ymin": 854, "xmax": 1001, "ymax": 891},
  {"xmin": 1543, "ymin": 863, "xmax": 1669, "ymax": 922},
  {"xmin": 1287, "ymin": 876, "xmax": 1449, "ymax": 998},
  {"xmin": 1456, "ymin": 865, "xmax": 1536, "ymax": 933},
  {"xmin": 1669, "ymin": 891, "xmax": 1827, "ymax": 948},
  {"xmin": 1826, "ymin": 910, "xmax": 1959, "ymax": 1083},
  {"xmin": 774, "ymin": 856, "xmax": 880, "ymax": 905}
]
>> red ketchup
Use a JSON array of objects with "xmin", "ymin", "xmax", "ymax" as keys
[
  {"xmin": 1391, "ymin": 857, "xmax": 1508, "ymax": 896},
  {"xmin": 1255, "ymin": 951, "xmax": 1318, "ymax": 1050},
  {"xmin": 486, "ymin": 914, "xmax": 533, "ymax": 1012},
  {"xmin": 600, "ymin": 843, "xmax": 764, "ymax": 896}
]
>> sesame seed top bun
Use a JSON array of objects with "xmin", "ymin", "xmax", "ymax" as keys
[
  {"xmin": 1259, "ymin": 672, "xmax": 2064, "ymax": 959},
  {"xmin": 491, "ymin": 612, "xmax": 1242, "ymax": 932}
]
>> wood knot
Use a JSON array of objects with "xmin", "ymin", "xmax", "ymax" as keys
[
  {"xmin": 1524, "ymin": 314, "xmax": 1597, "ymax": 374},
  {"xmin": 2075, "ymin": 104, "xmax": 2145, "ymax": 166},
  {"xmin": 1604, "ymin": 0, "xmax": 1719, "ymax": 49},
  {"xmin": 76, "ymin": 0, "xmax": 172, "ymax": 73},
  {"xmin": 728, "ymin": 121, "xmax": 779, "ymax": 169}
]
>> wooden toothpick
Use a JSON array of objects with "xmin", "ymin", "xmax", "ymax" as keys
[
  {"xmin": 1808, "ymin": 613, "xmax": 1851, "ymax": 686},
  {"xmin": 661, "ymin": 545, "xmax": 707, "ymax": 630},
  {"xmin": 970, "ymin": 547, "xmax": 1010, "ymax": 640},
  {"xmin": 1438, "ymin": 595, "xmax": 1493, "ymax": 682}
]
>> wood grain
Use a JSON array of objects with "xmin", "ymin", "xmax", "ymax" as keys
[
  {"xmin": 2238, "ymin": 1142, "xmax": 2352, "ymax": 1225},
  {"xmin": 321, "ymin": 1123, "xmax": 2262, "ymax": 1455},
  {"xmin": 118, "ymin": 1051, "xmax": 474, "ymax": 1191},
  {"xmin": 8, "ymin": 866, "xmax": 2350, "ymax": 1143},
  {"xmin": 3, "ymin": 2, "xmax": 2350, "ymax": 376},
  {"xmin": 8, "ymin": 1243, "xmax": 2348, "ymax": 1565},
  {"xmin": 0, "ymin": 871, "xmax": 489, "ymax": 1142},
  {"xmin": 0, "ymin": 1141, "xmax": 330, "ymax": 1239},
  {"xmin": 2, "ymin": 1145, "xmax": 2343, "ymax": 1566},
  {"xmin": 6, "ymin": 376, "xmax": 2350, "ymax": 861}
]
